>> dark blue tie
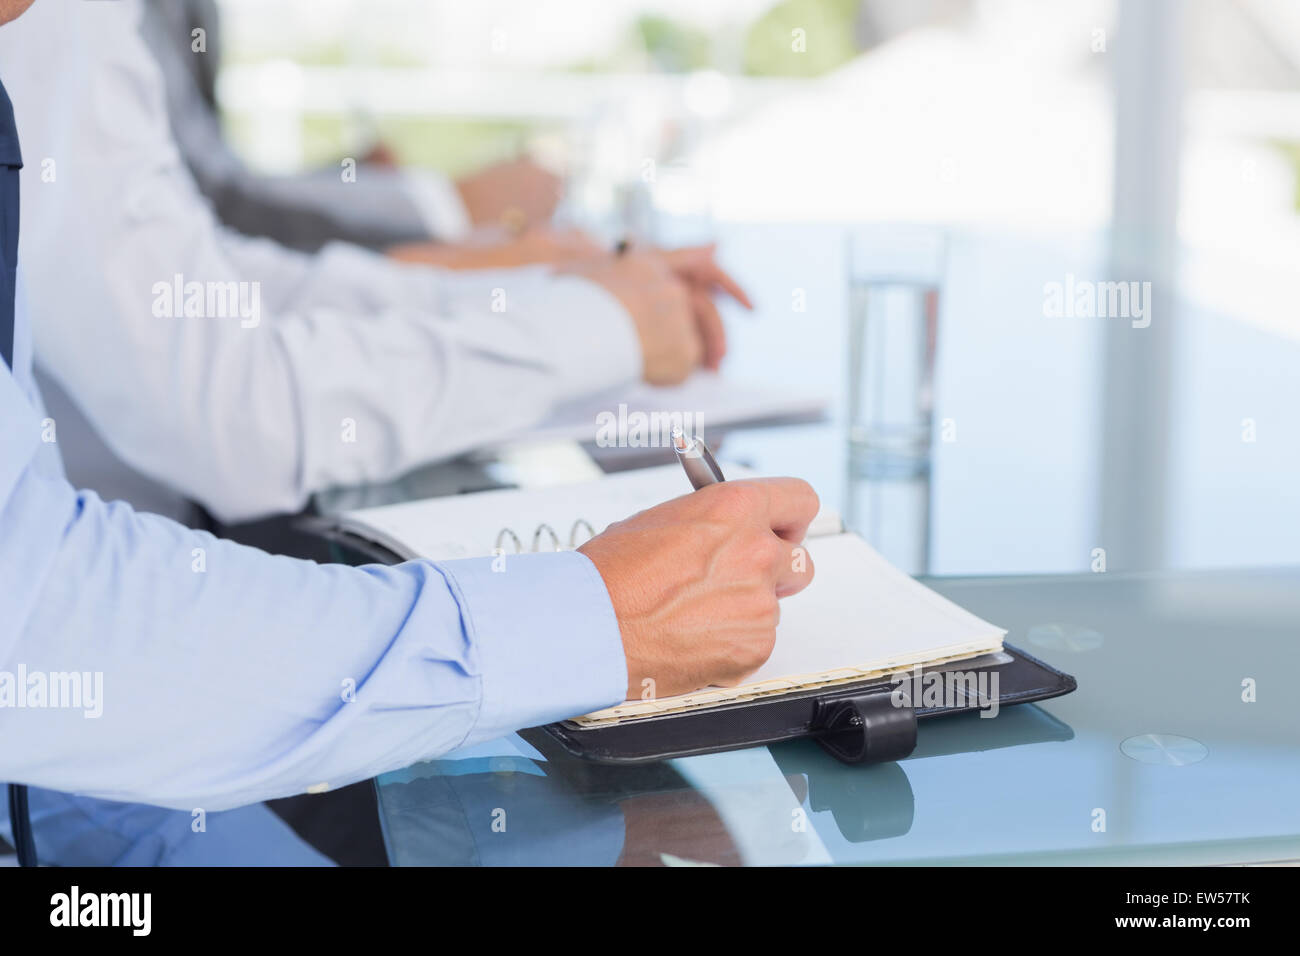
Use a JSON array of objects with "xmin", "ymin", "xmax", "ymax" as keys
[
  {"xmin": 0, "ymin": 77, "xmax": 22, "ymax": 371},
  {"xmin": 0, "ymin": 76, "xmax": 33, "ymax": 866}
]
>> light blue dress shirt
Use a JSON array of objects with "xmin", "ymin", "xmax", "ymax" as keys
[{"xmin": 0, "ymin": 276, "xmax": 627, "ymax": 826}]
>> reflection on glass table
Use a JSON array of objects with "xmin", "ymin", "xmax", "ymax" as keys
[{"xmin": 375, "ymin": 567, "xmax": 1300, "ymax": 866}]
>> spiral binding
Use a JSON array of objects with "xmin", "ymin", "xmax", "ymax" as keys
[{"xmin": 494, "ymin": 519, "xmax": 596, "ymax": 554}]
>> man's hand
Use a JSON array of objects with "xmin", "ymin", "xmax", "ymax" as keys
[
  {"xmin": 454, "ymin": 157, "xmax": 563, "ymax": 231},
  {"xmin": 579, "ymin": 478, "xmax": 819, "ymax": 701},
  {"xmin": 656, "ymin": 244, "xmax": 753, "ymax": 371},
  {"xmin": 557, "ymin": 252, "xmax": 702, "ymax": 384}
]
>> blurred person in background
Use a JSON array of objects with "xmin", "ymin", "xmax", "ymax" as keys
[
  {"xmin": 0, "ymin": 0, "xmax": 745, "ymax": 528},
  {"xmin": 141, "ymin": 0, "xmax": 588, "ymax": 267}
]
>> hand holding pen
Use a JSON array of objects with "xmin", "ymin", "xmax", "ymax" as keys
[{"xmin": 579, "ymin": 460, "xmax": 819, "ymax": 698}]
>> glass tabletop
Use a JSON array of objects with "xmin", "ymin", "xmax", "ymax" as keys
[
  {"xmin": 311, "ymin": 219, "xmax": 1300, "ymax": 865},
  {"xmin": 375, "ymin": 566, "xmax": 1300, "ymax": 866}
]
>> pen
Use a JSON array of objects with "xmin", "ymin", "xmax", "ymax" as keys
[{"xmin": 670, "ymin": 426, "xmax": 726, "ymax": 490}]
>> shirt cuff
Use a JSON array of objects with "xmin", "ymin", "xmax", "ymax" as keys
[
  {"xmin": 400, "ymin": 168, "xmax": 472, "ymax": 241},
  {"xmin": 435, "ymin": 550, "xmax": 628, "ymax": 743},
  {"xmin": 526, "ymin": 273, "xmax": 644, "ymax": 400}
]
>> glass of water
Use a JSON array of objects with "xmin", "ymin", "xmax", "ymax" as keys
[
  {"xmin": 843, "ymin": 225, "xmax": 947, "ymax": 573},
  {"xmin": 845, "ymin": 226, "xmax": 947, "ymax": 475}
]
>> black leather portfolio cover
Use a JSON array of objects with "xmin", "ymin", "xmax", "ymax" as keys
[{"xmin": 541, "ymin": 644, "xmax": 1076, "ymax": 766}]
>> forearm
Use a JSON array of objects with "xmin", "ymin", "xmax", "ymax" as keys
[
  {"xmin": 0, "ymin": 468, "xmax": 626, "ymax": 811},
  {"xmin": 37, "ymin": 215, "xmax": 638, "ymax": 523},
  {"xmin": 276, "ymin": 268, "xmax": 641, "ymax": 504}
]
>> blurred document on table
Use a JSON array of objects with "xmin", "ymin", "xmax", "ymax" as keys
[{"xmin": 496, "ymin": 371, "xmax": 827, "ymax": 449}]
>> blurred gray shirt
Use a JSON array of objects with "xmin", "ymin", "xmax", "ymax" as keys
[{"xmin": 139, "ymin": 0, "xmax": 465, "ymax": 252}]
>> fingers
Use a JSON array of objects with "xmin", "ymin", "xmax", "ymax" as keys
[
  {"xmin": 694, "ymin": 478, "xmax": 819, "ymax": 596},
  {"xmin": 665, "ymin": 246, "xmax": 755, "ymax": 310},
  {"xmin": 696, "ymin": 260, "xmax": 754, "ymax": 310},
  {"xmin": 751, "ymin": 477, "xmax": 822, "ymax": 545},
  {"xmin": 690, "ymin": 288, "xmax": 727, "ymax": 371},
  {"xmin": 773, "ymin": 539, "xmax": 815, "ymax": 598},
  {"xmin": 760, "ymin": 480, "xmax": 818, "ymax": 598},
  {"xmin": 699, "ymin": 478, "xmax": 821, "ymax": 545}
]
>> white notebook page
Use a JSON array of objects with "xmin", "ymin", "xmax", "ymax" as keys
[{"xmin": 578, "ymin": 532, "xmax": 1004, "ymax": 724}]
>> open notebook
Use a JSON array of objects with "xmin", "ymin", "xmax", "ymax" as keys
[{"xmin": 335, "ymin": 465, "xmax": 1005, "ymax": 727}]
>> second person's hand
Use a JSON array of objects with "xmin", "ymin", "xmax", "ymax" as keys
[
  {"xmin": 643, "ymin": 243, "xmax": 754, "ymax": 373},
  {"xmin": 556, "ymin": 251, "xmax": 703, "ymax": 385}
]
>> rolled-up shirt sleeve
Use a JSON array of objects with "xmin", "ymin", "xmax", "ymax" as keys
[{"xmin": 0, "ymin": 367, "xmax": 627, "ymax": 812}]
